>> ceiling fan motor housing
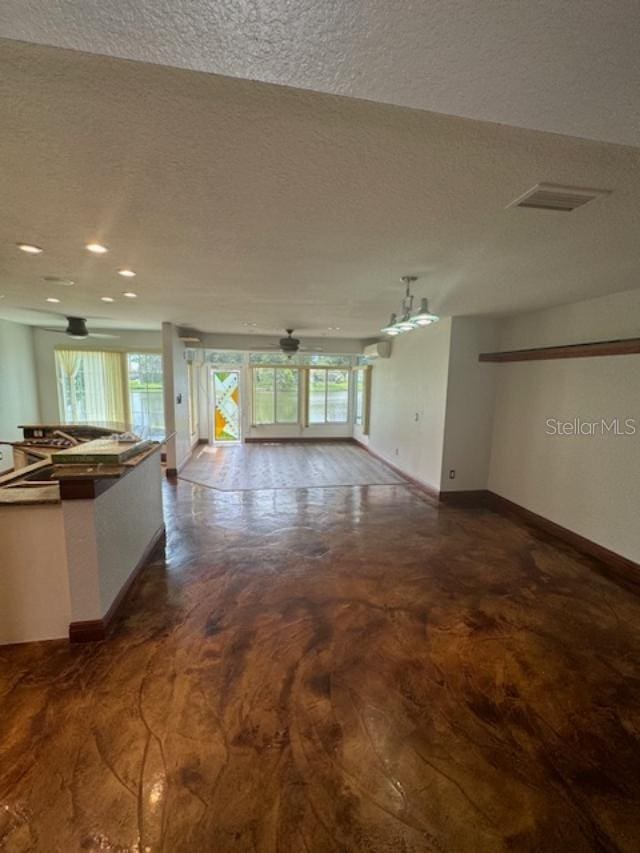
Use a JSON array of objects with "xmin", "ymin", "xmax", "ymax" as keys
[
  {"xmin": 66, "ymin": 316, "xmax": 89, "ymax": 338},
  {"xmin": 279, "ymin": 329, "xmax": 300, "ymax": 353}
]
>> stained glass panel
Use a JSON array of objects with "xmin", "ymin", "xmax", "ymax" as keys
[{"xmin": 214, "ymin": 370, "xmax": 241, "ymax": 442}]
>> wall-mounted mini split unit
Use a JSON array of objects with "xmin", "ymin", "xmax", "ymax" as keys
[
  {"xmin": 364, "ymin": 341, "xmax": 392, "ymax": 359},
  {"xmin": 507, "ymin": 183, "xmax": 611, "ymax": 212}
]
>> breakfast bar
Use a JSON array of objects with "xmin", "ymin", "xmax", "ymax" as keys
[{"xmin": 0, "ymin": 437, "xmax": 165, "ymax": 645}]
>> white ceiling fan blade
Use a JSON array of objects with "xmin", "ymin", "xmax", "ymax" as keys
[{"xmin": 88, "ymin": 332, "xmax": 120, "ymax": 339}]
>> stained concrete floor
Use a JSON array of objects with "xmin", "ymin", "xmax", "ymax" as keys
[{"xmin": 2, "ymin": 475, "xmax": 640, "ymax": 851}]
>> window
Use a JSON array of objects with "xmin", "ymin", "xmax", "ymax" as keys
[
  {"xmin": 202, "ymin": 350, "xmax": 245, "ymax": 366},
  {"xmin": 56, "ymin": 349, "xmax": 126, "ymax": 425},
  {"xmin": 249, "ymin": 352, "xmax": 354, "ymax": 367},
  {"xmin": 308, "ymin": 368, "xmax": 349, "ymax": 424},
  {"xmin": 55, "ymin": 349, "xmax": 164, "ymax": 438},
  {"xmin": 127, "ymin": 353, "xmax": 164, "ymax": 438},
  {"xmin": 252, "ymin": 367, "xmax": 300, "ymax": 425}
]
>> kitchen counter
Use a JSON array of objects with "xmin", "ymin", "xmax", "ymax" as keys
[
  {"xmin": 0, "ymin": 459, "xmax": 59, "ymax": 505},
  {"xmin": 0, "ymin": 438, "xmax": 165, "ymax": 645},
  {"xmin": 0, "ymin": 442, "xmax": 162, "ymax": 504}
]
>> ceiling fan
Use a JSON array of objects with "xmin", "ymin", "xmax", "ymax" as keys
[
  {"xmin": 265, "ymin": 329, "xmax": 323, "ymax": 355},
  {"xmin": 43, "ymin": 315, "xmax": 120, "ymax": 340}
]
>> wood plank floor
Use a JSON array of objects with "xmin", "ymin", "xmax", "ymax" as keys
[
  {"xmin": 179, "ymin": 442, "xmax": 405, "ymax": 491},
  {"xmin": 2, "ymin": 480, "xmax": 640, "ymax": 851}
]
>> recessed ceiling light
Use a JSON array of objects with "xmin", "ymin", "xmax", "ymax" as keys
[
  {"xmin": 122, "ymin": 291, "xmax": 138, "ymax": 299},
  {"xmin": 46, "ymin": 297, "xmax": 61, "ymax": 303},
  {"xmin": 328, "ymin": 326, "xmax": 341, "ymax": 331},
  {"xmin": 101, "ymin": 296, "xmax": 115, "ymax": 302},
  {"xmin": 17, "ymin": 243, "xmax": 43, "ymax": 254},
  {"xmin": 86, "ymin": 243, "xmax": 108, "ymax": 254},
  {"xmin": 43, "ymin": 276, "xmax": 75, "ymax": 286},
  {"xmin": 117, "ymin": 269, "xmax": 136, "ymax": 277}
]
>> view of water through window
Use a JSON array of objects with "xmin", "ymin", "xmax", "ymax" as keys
[{"xmin": 127, "ymin": 353, "xmax": 165, "ymax": 438}]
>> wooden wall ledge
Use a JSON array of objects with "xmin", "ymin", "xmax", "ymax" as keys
[{"xmin": 479, "ymin": 337, "xmax": 640, "ymax": 363}]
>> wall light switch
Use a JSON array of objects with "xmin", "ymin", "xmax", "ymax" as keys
[{"xmin": 449, "ymin": 469, "xmax": 456, "ymax": 480}]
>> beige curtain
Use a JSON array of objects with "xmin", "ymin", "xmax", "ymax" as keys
[
  {"xmin": 56, "ymin": 349, "xmax": 81, "ymax": 421},
  {"xmin": 55, "ymin": 349, "xmax": 126, "ymax": 426}
]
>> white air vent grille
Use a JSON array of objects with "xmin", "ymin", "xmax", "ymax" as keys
[{"xmin": 507, "ymin": 183, "xmax": 611, "ymax": 212}]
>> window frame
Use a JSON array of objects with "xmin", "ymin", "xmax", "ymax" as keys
[
  {"xmin": 353, "ymin": 366, "xmax": 371, "ymax": 434},
  {"xmin": 306, "ymin": 367, "xmax": 350, "ymax": 425},
  {"xmin": 55, "ymin": 346, "xmax": 164, "ymax": 437},
  {"xmin": 251, "ymin": 366, "xmax": 301, "ymax": 426}
]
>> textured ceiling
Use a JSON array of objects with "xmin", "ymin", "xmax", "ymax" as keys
[
  {"xmin": 1, "ymin": 1, "xmax": 639, "ymax": 146},
  {"xmin": 1, "ymin": 39, "xmax": 639, "ymax": 338}
]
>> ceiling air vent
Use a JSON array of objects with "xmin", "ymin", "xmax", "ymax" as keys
[{"xmin": 507, "ymin": 183, "xmax": 611, "ymax": 212}]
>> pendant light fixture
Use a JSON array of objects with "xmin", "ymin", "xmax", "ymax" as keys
[
  {"xmin": 411, "ymin": 297, "xmax": 439, "ymax": 326},
  {"xmin": 380, "ymin": 313, "xmax": 401, "ymax": 336},
  {"xmin": 380, "ymin": 276, "xmax": 439, "ymax": 336}
]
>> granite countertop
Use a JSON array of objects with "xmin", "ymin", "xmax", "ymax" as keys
[
  {"xmin": 0, "ymin": 485, "xmax": 60, "ymax": 506},
  {"xmin": 0, "ymin": 460, "xmax": 60, "ymax": 505},
  {"xmin": 0, "ymin": 443, "xmax": 162, "ymax": 505},
  {"xmin": 51, "ymin": 438, "xmax": 153, "ymax": 466},
  {"xmin": 54, "ymin": 443, "xmax": 162, "ymax": 479}
]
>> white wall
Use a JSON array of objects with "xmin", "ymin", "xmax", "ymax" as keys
[
  {"xmin": 33, "ymin": 327, "xmax": 162, "ymax": 422},
  {"xmin": 0, "ymin": 503, "xmax": 70, "ymax": 643},
  {"xmin": 440, "ymin": 316, "xmax": 500, "ymax": 492},
  {"xmin": 0, "ymin": 319, "xmax": 40, "ymax": 472},
  {"xmin": 162, "ymin": 322, "xmax": 191, "ymax": 471},
  {"xmin": 488, "ymin": 289, "xmax": 640, "ymax": 563},
  {"xmin": 95, "ymin": 451, "xmax": 164, "ymax": 615},
  {"xmin": 63, "ymin": 451, "xmax": 164, "ymax": 622},
  {"xmin": 366, "ymin": 319, "xmax": 452, "ymax": 492}
]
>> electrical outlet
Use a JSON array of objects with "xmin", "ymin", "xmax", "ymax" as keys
[{"xmin": 449, "ymin": 469, "xmax": 456, "ymax": 480}]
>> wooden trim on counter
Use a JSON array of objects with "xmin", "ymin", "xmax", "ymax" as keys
[
  {"xmin": 479, "ymin": 337, "xmax": 640, "ymax": 363},
  {"xmin": 59, "ymin": 476, "xmax": 117, "ymax": 500},
  {"xmin": 69, "ymin": 524, "xmax": 166, "ymax": 642},
  {"xmin": 67, "ymin": 619, "xmax": 106, "ymax": 643}
]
